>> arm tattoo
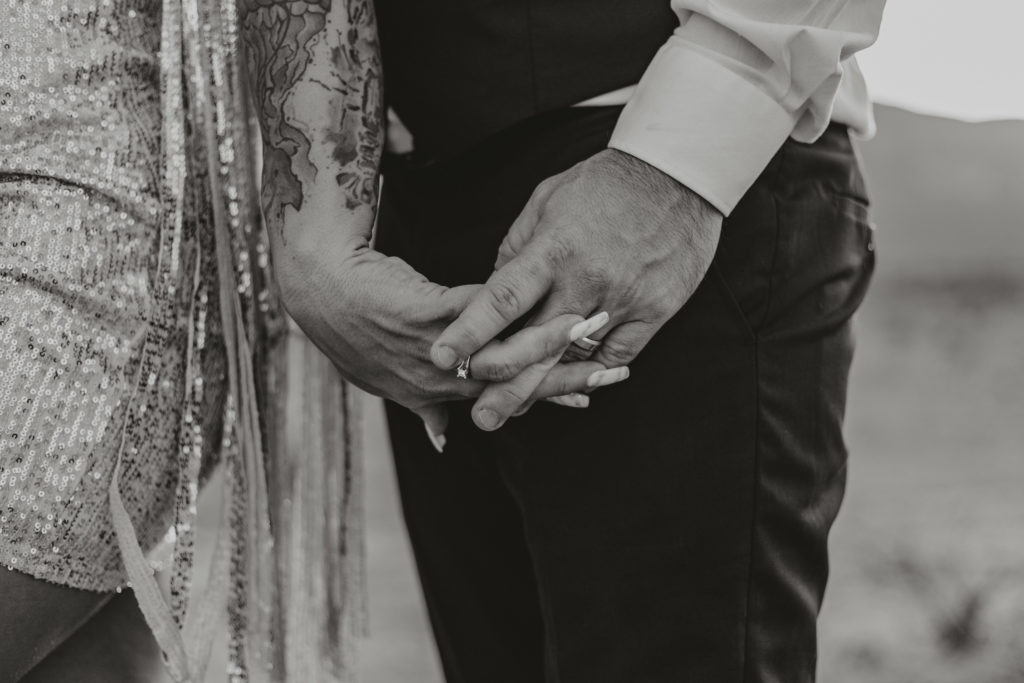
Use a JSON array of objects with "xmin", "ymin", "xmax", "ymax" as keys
[{"xmin": 240, "ymin": 0, "xmax": 383, "ymax": 234}]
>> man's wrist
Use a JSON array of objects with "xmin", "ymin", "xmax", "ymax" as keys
[
  {"xmin": 604, "ymin": 148, "xmax": 722, "ymax": 222},
  {"xmin": 608, "ymin": 41, "xmax": 795, "ymax": 216}
]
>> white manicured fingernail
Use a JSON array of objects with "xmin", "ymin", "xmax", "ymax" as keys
[
  {"xmin": 586, "ymin": 366, "xmax": 630, "ymax": 389},
  {"xmin": 569, "ymin": 311, "xmax": 609, "ymax": 343},
  {"xmin": 424, "ymin": 422, "xmax": 446, "ymax": 454},
  {"xmin": 546, "ymin": 393, "xmax": 590, "ymax": 408}
]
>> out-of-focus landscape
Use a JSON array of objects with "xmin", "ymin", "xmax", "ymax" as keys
[
  {"xmin": 817, "ymin": 105, "xmax": 1024, "ymax": 682},
  {"xmin": 198, "ymin": 104, "xmax": 1024, "ymax": 682}
]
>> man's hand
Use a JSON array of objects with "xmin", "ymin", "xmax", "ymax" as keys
[
  {"xmin": 431, "ymin": 149, "xmax": 724, "ymax": 431},
  {"xmin": 277, "ymin": 241, "xmax": 612, "ymax": 443}
]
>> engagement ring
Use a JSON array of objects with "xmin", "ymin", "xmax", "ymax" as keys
[{"xmin": 456, "ymin": 356, "xmax": 472, "ymax": 379}]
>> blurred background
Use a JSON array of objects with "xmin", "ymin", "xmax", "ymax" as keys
[{"xmin": 197, "ymin": 2, "xmax": 1024, "ymax": 681}]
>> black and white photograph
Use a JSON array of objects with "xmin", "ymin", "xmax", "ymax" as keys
[{"xmin": 0, "ymin": 0, "xmax": 1021, "ymax": 681}]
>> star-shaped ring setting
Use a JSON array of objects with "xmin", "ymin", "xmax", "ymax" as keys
[{"xmin": 455, "ymin": 356, "xmax": 471, "ymax": 380}]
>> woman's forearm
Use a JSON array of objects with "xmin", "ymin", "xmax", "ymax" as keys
[{"xmin": 240, "ymin": 0, "xmax": 383, "ymax": 265}]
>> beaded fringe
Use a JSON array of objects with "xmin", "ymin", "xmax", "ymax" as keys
[{"xmin": 106, "ymin": 1, "xmax": 366, "ymax": 681}]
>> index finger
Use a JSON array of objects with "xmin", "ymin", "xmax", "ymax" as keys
[
  {"xmin": 431, "ymin": 251, "xmax": 552, "ymax": 370},
  {"xmin": 469, "ymin": 311, "xmax": 608, "ymax": 382}
]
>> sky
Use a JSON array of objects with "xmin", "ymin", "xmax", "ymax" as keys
[{"xmin": 858, "ymin": 0, "xmax": 1024, "ymax": 121}]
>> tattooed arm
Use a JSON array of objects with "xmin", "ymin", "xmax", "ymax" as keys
[
  {"xmin": 240, "ymin": 0, "xmax": 609, "ymax": 430},
  {"xmin": 241, "ymin": 0, "xmax": 380, "ymax": 253}
]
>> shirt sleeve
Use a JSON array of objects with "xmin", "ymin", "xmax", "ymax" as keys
[{"xmin": 608, "ymin": 0, "xmax": 886, "ymax": 215}]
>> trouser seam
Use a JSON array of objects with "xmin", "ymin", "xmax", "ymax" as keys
[
  {"xmin": 741, "ymin": 334, "xmax": 763, "ymax": 683},
  {"xmin": 755, "ymin": 141, "xmax": 788, "ymax": 332},
  {"xmin": 741, "ymin": 144, "xmax": 787, "ymax": 681}
]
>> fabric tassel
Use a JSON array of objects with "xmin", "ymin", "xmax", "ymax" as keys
[
  {"xmin": 194, "ymin": 0, "xmax": 367, "ymax": 679},
  {"xmin": 108, "ymin": 1, "xmax": 367, "ymax": 681}
]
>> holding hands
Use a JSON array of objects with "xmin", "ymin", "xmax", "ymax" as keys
[
  {"xmin": 277, "ymin": 149, "xmax": 721, "ymax": 444},
  {"xmin": 429, "ymin": 149, "xmax": 723, "ymax": 432},
  {"xmin": 277, "ymin": 240, "xmax": 617, "ymax": 448},
  {"xmin": 242, "ymin": 0, "xmax": 721, "ymax": 443}
]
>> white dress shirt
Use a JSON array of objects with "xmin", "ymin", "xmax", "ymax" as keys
[{"xmin": 601, "ymin": 0, "xmax": 886, "ymax": 215}]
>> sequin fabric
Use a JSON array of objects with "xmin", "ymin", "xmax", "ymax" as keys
[
  {"xmin": 0, "ymin": 1, "xmax": 365, "ymax": 681},
  {"xmin": 0, "ymin": 0, "xmax": 227, "ymax": 590}
]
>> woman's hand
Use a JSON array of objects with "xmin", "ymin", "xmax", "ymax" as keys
[{"xmin": 278, "ymin": 243, "xmax": 485, "ymax": 409}]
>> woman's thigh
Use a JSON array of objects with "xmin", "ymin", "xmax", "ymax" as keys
[
  {"xmin": 17, "ymin": 582, "xmax": 167, "ymax": 683},
  {"xmin": 0, "ymin": 570, "xmax": 110, "ymax": 682}
]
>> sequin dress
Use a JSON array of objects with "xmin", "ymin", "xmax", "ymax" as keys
[
  {"xmin": 0, "ymin": 0, "xmax": 224, "ymax": 591},
  {"xmin": 0, "ymin": 2, "xmax": 365, "ymax": 681}
]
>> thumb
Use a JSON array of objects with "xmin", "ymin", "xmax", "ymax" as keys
[
  {"xmin": 495, "ymin": 177, "xmax": 552, "ymax": 271},
  {"xmin": 431, "ymin": 249, "xmax": 552, "ymax": 369},
  {"xmin": 495, "ymin": 202, "xmax": 540, "ymax": 271}
]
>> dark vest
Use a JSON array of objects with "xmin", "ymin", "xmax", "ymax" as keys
[{"xmin": 376, "ymin": 0, "xmax": 677, "ymax": 157}]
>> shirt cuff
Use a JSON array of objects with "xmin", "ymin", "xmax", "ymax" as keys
[{"xmin": 608, "ymin": 39, "xmax": 797, "ymax": 216}]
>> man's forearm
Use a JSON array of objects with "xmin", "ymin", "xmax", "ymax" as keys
[{"xmin": 240, "ymin": 0, "xmax": 383, "ymax": 259}]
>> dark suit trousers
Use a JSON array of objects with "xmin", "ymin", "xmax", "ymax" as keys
[{"xmin": 375, "ymin": 106, "xmax": 876, "ymax": 683}]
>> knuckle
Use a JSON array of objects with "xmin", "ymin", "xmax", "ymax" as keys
[
  {"xmin": 496, "ymin": 239, "xmax": 518, "ymax": 265},
  {"xmin": 409, "ymin": 369, "xmax": 440, "ymax": 399},
  {"xmin": 647, "ymin": 289, "xmax": 681, "ymax": 318},
  {"xmin": 652, "ymin": 303, "xmax": 681, "ymax": 323},
  {"xmin": 534, "ymin": 177, "xmax": 558, "ymax": 200},
  {"xmin": 637, "ymin": 300, "xmax": 666, "ymax": 321},
  {"xmin": 541, "ymin": 237, "xmax": 574, "ymax": 268},
  {"xmin": 486, "ymin": 280, "xmax": 523, "ymax": 318},
  {"xmin": 483, "ymin": 357, "xmax": 522, "ymax": 382},
  {"xmin": 495, "ymin": 385, "xmax": 528, "ymax": 406},
  {"xmin": 614, "ymin": 276, "xmax": 644, "ymax": 305},
  {"xmin": 578, "ymin": 263, "xmax": 608, "ymax": 289},
  {"xmin": 599, "ymin": 339, "xmax": 635, "ymax": 366},
  {"xmin": 520, "ymin": 253, "xmax": 551, "ymax": 282},
  {"xmin": 540, "ymin": 369, "xmax": 574, "ymax": 397},
  {"xmin": 554, "ymin": 374, "xmax": 575, "ymax": 396}
]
